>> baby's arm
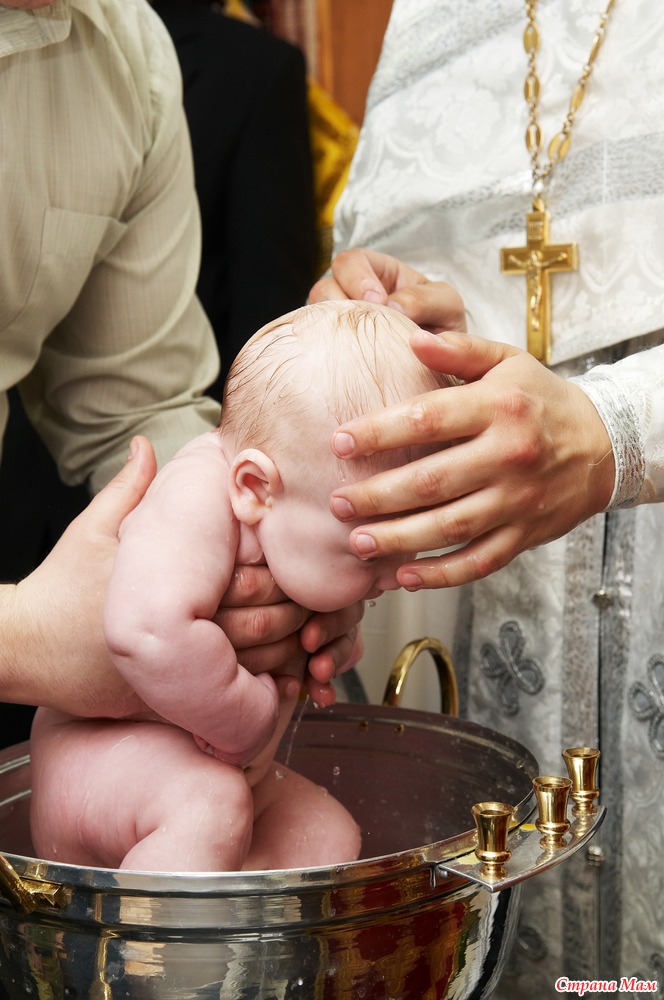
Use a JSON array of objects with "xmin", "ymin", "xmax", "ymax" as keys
[{"xmin": 104, "ymin": 432, "xmax": 279, "ymax": 765}]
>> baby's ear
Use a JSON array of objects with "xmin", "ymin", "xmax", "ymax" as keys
[{"xmin": 230, "ymin": 449, "xmax": 282, "ymax": 525}]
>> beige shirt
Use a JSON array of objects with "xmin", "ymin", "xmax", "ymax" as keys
[{"xmin": 1, "ymin": 0, "xmax": 220, "ymax": 492}]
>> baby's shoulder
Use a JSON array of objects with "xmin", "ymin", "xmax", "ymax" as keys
[
  {"xmin": 165, "ymin": 431, "xmax": 231, "ymax": 482},
  {"xmin": 120, "ymin": 431, "xmax": 232, "ymax": 538},
  {"xmin": 177, "ymin": 430, "xmax": 228, "ymax": 461}
]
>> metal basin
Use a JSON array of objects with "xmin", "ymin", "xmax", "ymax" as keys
[{"xmin": 0, "ymin": 643, "xmax": 603, "ymax": 999}]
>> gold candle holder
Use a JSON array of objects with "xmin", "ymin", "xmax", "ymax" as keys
[
  {"xmin": 562, "ymin": 746, "xmax": 600, "ymax": 815},
  {"xmin": 472, "ymin": 801, "xmax": 513, "ymax": 879},
  {"xmin": 533, "ymin": 776, "xmax": 571, "ymax": 848}
]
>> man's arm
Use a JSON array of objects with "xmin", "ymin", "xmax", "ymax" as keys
[
  {"xmin": 21, "ymin": 3, "xmax": 220, "ymax": 493},
  {"xmin": 0, "ymin": 438, "xmax": 156, "ymax": 717}
]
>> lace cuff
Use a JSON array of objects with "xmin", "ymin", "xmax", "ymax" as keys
[{"xmin": 570, "ymin": 371, "xmax": 645, "ymax": 509}]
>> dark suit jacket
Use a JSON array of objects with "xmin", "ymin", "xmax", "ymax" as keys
[{"xmin": 154, "ymin": 0, "xmax": 318, "ymax": 394}]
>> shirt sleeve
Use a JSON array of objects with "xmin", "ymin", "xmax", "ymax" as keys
[
  {"xmin": 571, "ymin": 343, "xmax": 664, "ymax": 508},
  {"xmin": 21, "ymin": 2, "xmax": 220, "ymax": 494}
]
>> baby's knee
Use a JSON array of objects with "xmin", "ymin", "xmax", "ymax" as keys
[
  {"xmin": 167, "ymin": 760, "xmax": 253, "ymax": 846},
  {"xmin": 158, "ymin": 766, "xmax": 253, "ymax": 871}
]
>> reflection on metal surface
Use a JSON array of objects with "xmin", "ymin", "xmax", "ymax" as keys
[
  {"xmin": 440, "ymin": 803, "xmax": 606, "ymax": 894},
  {"xmin": 90, "ymin": 934, "xmax": 112, "ymax": 1000},
  {"xmin": 0, "ymin": 706, "xmax": 537, "ymax": 998},
  {"xmin": 533, "ymin": 775, "xmax": 572, "ymax": 847},
  {"xmin": 562, "ymin": 745, "xmax": 600, "ymax": 815},
  {"xmin": 0, "ymin": 699, "xmax": 604, "ymax": 997},
  {"xmin": 472, "ymin": 801, "xmax": 514, "ymax": 880},
  {"xmin": 383, "ymin": 636, "xmax": 459, "ymax": 716},
  {"xmin": 444, "ymin": 746, "xmax": 605, "ymax": 893},
  {"xmin": 0, "ymin": 850, "xmax": 68, "ymax": 914}
]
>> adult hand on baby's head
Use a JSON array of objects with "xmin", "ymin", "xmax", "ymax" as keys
[
  {"xmin": 3, "ymin": 437, "xmax": 156, "ymax": 717},
  {"xmin": 309, "ymin": 248, "xmax": 467, "ymax": 335},
  {"xmin": 328, "ymin": 331, "xmax": 616, "ymax": 589}
]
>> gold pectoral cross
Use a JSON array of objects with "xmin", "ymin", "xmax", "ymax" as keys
[{"xmin": 501, "ymin": 198, "xmax": 578, "ymax": 364}]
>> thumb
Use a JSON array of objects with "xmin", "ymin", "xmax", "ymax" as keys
[
  {"xmin": 410, "ymin": 329, "xmax": 522, "ymax": 382},
  {"xmin": 89, "ymin": 436, "xmax": 157, "ymax": 535},
  {"xmin": 310, "ymin": 248, "xmax": 390, "ymax": 305},
  {"xmin": 387, "ymin": 281, "xmax": 467, "ymax": 334}
]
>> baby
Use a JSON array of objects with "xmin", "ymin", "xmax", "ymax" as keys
[{"xmin": 29, "ymin": 301, "xmax": 454, "ymax": 873}]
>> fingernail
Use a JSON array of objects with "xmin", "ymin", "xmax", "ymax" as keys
[
  {"xmin": 127, "ymin": 437, "xmax": 138, "ymax": 461},
  {"xmin": 333, "ymin": 431, "xmax": 356, "ymax": 458},
  {"xmin": 400, "ymin": 572, "xmax": 423, "ymax": 591},
  {"xmin": 285, "ymin": 679, "xmax": 303, "ymax": 700},
  {"xmin": 353, "ymin": 533, "xmax": 377, "ymax": 556},
  {"xmin": 363, "ymin": 289, "xmax": 384, "ymax": 303},
  {"xmin": 331, "ymin": 496, "xmax": 356, "ymax": 521},
  {"xmin": 386, "ymin": 299, "xmax": 405, "ymax": 314}
]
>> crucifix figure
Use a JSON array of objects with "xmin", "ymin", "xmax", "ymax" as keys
[{"xmin": 501, "ymin": 198, "xmax": 578, "ymax": 364}]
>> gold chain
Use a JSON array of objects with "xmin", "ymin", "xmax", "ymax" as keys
[{"xmin": 524, "ymin": 0, "xmax": 615, "ymax": 198}]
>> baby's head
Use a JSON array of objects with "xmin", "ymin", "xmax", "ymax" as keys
[{"xmin": 221, "ymin": 300, "xmax": 455, "ymax": 611}]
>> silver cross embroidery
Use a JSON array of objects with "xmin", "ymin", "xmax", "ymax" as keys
[
  {"xmin": 630, "ymin": 656, "xmax": 664, "ymax": 759},
  {"xmin": 480, "ymin": 621, "xmax": 545, "ymax": 716}
]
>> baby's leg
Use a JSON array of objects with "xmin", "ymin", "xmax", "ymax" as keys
[
  {"xmin": 244, "ymin": 763, "xmax": 362, "ymax": 871},
  {"xmin": 30, "ymin": 711, "xmax": 253, "ymax": 872}
]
